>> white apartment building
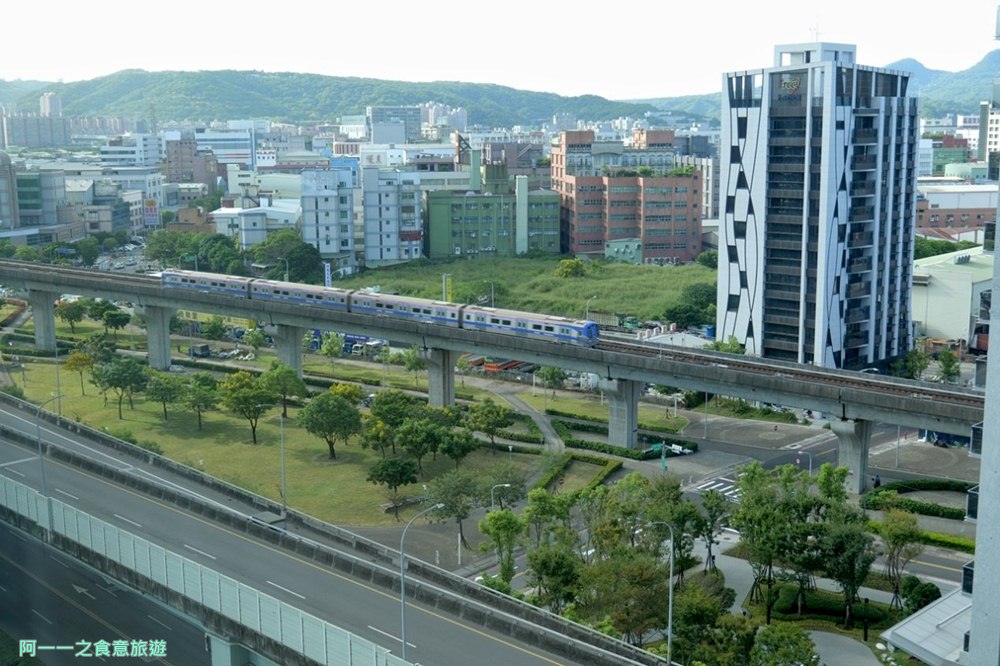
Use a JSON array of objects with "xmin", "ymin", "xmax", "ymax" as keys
[
  {"xmin": 99, "ymin": 134, "xmax": 162, "ymax": 168},
  {"xmin": 300, "ymin": 169, "xmax": 356, "ymax": 275},
  {"xmin": 361, "ymin": 167, "xmax": 423, "ymax": 266},
  {"xmin": 718, "ymin": 43, "xmax": 918, "ymax": 370}
]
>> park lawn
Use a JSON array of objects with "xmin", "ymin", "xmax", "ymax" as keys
[
  {"xmin": 516, "ymin": 389, "xmax": 688, "ymax": 433},
  {"xmin": 546, "ymin": 459, "xmax": 603, "ymax": 495},
  {"xmin": 23, "ymin": 360, "xmax": 540, "ymax": 528}
]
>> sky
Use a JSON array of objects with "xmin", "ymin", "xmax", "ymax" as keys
[{"xmin": 3, "ymin": 1, "xmax": 999, "ymax": 100}]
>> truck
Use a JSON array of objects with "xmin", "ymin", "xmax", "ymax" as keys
[{"xmin": 190, "ymin": 344, "xmax": 212, "ymax": 358}]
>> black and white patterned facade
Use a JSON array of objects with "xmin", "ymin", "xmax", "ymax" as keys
[{"xmin": 717, "ymin": 43, "xmax": 918, "ymax": 369}]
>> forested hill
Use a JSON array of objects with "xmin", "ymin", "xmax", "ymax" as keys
[{"xmin": 5, "ymin": 69, "xmax": 658, "ymax": 128}]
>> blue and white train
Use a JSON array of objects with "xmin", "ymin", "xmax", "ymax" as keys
[{"xmin": 160, "ymin": 270, "xmax": 600, "ymax": 347}]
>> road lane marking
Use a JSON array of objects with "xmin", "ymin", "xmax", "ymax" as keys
[
  {"xmin": 0, "ymin": 584, "xmax": 7, "ymax": 592},
  {"xmin": 267, "ymin": 580, "xmax": 306, "ymax": 600},
  {"xmin": 49, "ymin": 556, "xmax": 70, "ymax": 569},
  {"xmin": 72, "ymin": 584, "xmax": 96, "ymax": 600},
  {"xmin": 113, "ymin": 513, "xmax": 142, "ymax": 529},
  {"xmin": 146, "ymin": 614, "xmax": 173, "ymax": 631},
  {"xmin": 4, "ymin": 467, "xmax": 25, "ymax": 477},
  {"xmin": 32, "ymin": 609, "xmax": 53, "ymax": 625},
  {"xmin": 55, "ymin": 488, "xmax": 80, "ymax": 500},
  {"xmin": 53, "ymin": 458, "xmax": 568, "ymax": 666},
  {"xmin": 183, "ymin": 544, "xmax": 217, "ymax": 560},
  {"xmin": 367, "ymin": 624, "xmax": 405, "ymax": 645},
  {"xmin": 0, "ymin": 456, "xmax": 35, "ymax": 467},
  {"xmin": 912, "ymin": 559, "xmax": 964, "ymax": 573}
]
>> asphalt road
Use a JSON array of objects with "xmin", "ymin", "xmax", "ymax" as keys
[
  {"xmin": 0, "ymin": 521, "xmax": 209, "ymax": 666},
  {"xmin": 0, "ymin": 417, "xmax": 586, "ymax": 666}
]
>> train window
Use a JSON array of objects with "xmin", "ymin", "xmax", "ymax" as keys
[
  {"xmin": 544, "ymin": 326, "xmax": 554, "ymax": 332},
  {"xmin": 502, "ymin": 320, "xmax": 511, "ymax": 326},
  {"xmin": 376, "ymin": 303, "xmax": 384, "ymax": 308},
  {"xmin": 532, "ymin": 324, "xmax": 542, "ymax": 330},
  {"xmin": 490, "ymin": 318, "xmax": 500, "ymax": 324}
]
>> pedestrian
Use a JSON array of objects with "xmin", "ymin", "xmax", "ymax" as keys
[
  {"xmin": 873, "ymin": 474, "xmax": 881, "ymax": 488},
  {"xmin": 773, "ymin": 424, "xmax": 778, "ymax": 432}
]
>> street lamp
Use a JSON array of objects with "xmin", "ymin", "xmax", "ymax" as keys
[
  {"xmin": 796, "ymin": 451, "xmax": 814, "ymax": 475},
  {"xmin": 256, "ymin": 404, "xmax": 286, "ymax": 516},
  {"xmin": 484, "ymin": 280, "xmax": 496, "ymax": 308},
  {"xmin": 400, "ymin": 502, "xmax": 444, "ymax": 662},
  {"xmin": 36, "ymin": 394, "xmax": 61, "ymax": 540},
  {"xmin": 585, "ymin": 295, "xmax": 597, "ymax": 320},
  {"xmin": 277, "ymin": 257, "xmax": 290, "ymax": 282},
  {"xmin": 490, "ymin": 483, "xmax": 511, "ymax": 511},
  {"xmin": 645, "ymin": 520, "xmax": 676, "ymax": 663}
]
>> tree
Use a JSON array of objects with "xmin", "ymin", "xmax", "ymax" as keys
[
  {"xmin": 55, "ymin": 300, "xmax": 86, "ymax": 333},
  {"xmin": 201, "ymin": 315, "xmax": 228, "ymax": 342},
  {"xmin": 695, "ymin": 250, "xmax": 718, "ymax": 269},
  {"xmin": 219, "ymin": 371, "xmax": 277, "ymax": 445},
  {"xmin": 243, "ymin": 327, "xmax": 266, "ymax": 352},
  {"xmin": 748, "ymin": 623, "xmax": 819, "ymax": 666},
  {"xmin": 367, "ymin": 457, "xmax": 419, "ymax": 520},
  {"xmin": 160, "ymin": 210, "xmax": 176, "ymax": 224},
  {"xmin": 891, "ymin": 349, "xmax": 929, "ymax": 380},
  {"xmin": 298, "ymin": 391, "xmax": 361, "ymax": 459},
  {"xmin": 330, "ymin": 382, "xmax": 366, "ymax": 406},
  {"xmin": 526, "ymin": 541, "xmax": 581, "ymax": 614},
  {"xmin": 479, "ymin": 508, "xmax": 526, "ymax": 584},
  {"xmin": 576, "ymin": 553, "xmax": 670, "ymax": 647},
  {"xmin": 900, "ymin": 574, "xmax": 942, "ymax": 614},
  {"xmin": 880, "ymin": 509, "xmax": 925, "ymax": 609},
  {"xmin": 401, "ymin": 345, "xmax": 426, "ymax": 387},
  {"xmin": 145, "ymin": 371, "xmax": 186, "ymax": 420},
  {"xmin": 429, "ymin": 468, "xmax": 480, "ymax": 549},
  {"xmin": 91, "ymin": 357, "xmax": 148, "ymax": 419},
  {"xmin": 63, "ymin": 350, "xmax": 94, "ymax": 395},
  {"xmin": 455, "ymin": 355, "xmax": 471, "ymax": 386},
  {"xmin": 359, "ymin": 414, "xmax": 394, "ymax": 457},
  {"xmin": 250, "ymin": 228, "xmax": 323, "ymax": 283},
  {"xmin": 937, "ymin": 349, "xmax": 961, "ymax": 384},
  {"xmin": 184, "ymin": 372, "xmax": 220, "ymax": 430},
  {"xmin": 553, "ymin": 258, "xmax": 587, "ymax": 278},
  {"xmin": 260, "ymin": 361, "xmax": 308, "ymax": 417},
  {"xmin": 439, "ymin": 427, "xmax": 479, "ymax": 468},
  {"xmin": 822, "ymin": 511, "xmax": 877, "ymax": 627},
  {"xmin": 469, "ymin": 398, "xmax": 514, "ymax": 453},
  {"xmin": 394, "ymin": 418, "xmax": 443, "ymax": 473},
  {"xmin": 705, "ymin": 336, "xmax": 745, "ymax": 354},
  {"xmin": 815, "ymin": 463, "xmax": 849, "ymax": 503},
  {"xmin": 534, "ymin": 366, "xmax": 567, "ymax": 401},
  {"xmin": 76, "ymin": 332, "xmax": 116, "ymax": 365},
  {"xmin": 319, "ymin": 331, "xmax": 343, "ymax": 369},
  {"xmin": 103, "ymin": 309, "xmax": 132, "ymax": 339},
  {"xmin": 697, "ymin": 489, "xmax": 730, "ymax": 571},
  {"xmin": 370, "ymin": 390, "xmax": 420, "ymax": 430},
  {"xmin": 523, "ymin": 487, "xmax": 573, "ymax": 547}
]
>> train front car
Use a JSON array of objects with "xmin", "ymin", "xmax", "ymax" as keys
[
  {"xmin": 160, "ymin": 270, "xmax": 251, "ymax": 297},
  {"xmin": 460, "ymin": 305, "xmax": 599, "ymax": 346}
]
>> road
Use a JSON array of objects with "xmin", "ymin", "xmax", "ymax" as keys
[
  {"xmin": 0, "ymin": 521, "xmax": 209, "ymax": 666},
  {"xmin": 0, "ymin": 410, "xmax": 586, "ymax": 666}
]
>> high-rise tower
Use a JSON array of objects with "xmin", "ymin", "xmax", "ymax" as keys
[{"xmin": 717, "ymin": 43, "xmax": 919, "ymax": 369}]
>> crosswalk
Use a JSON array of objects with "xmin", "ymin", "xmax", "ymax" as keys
[{"xmin": 694, "ymin": 477, "xmax": 742, "ymax": 503}]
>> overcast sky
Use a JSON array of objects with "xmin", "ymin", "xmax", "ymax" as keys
[{"xmin": 3, "ymin": 1, "xmax": 998, "ymax": 100}]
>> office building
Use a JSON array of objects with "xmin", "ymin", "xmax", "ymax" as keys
[
  {"xmin": 717, "ymin": 43, "xmax": 918, "ymax": 370},
  {"xmin": 300, "ymin": 169, "xmax": 356, "ymax": 275}
]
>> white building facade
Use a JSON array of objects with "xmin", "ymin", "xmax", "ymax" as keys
[
  {"xmin": 300, "ymin": 169, "xmax": 356, "ymax": 275},
  {"xmin": 717, "ymin": 42, "xmax": 918, "ymax": 370}
]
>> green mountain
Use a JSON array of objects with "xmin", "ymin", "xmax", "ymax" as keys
[
  {"xmin": 5, "ymin": 52, "xmax": 997, "ymax": 129},
  {"xmin": 637, "ymin": 50, "xmax": 1000, "ymax": 125},
  {"xmin": 8, "ymin": 69, "xmax": 658, "ymax": 128}
]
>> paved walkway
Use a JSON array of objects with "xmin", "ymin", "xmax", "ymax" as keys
[{"xmin": 706, "ymin": 532, "xmax": 890, "ymax": 665}]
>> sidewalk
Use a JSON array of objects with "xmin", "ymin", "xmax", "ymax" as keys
[{"xmin": 708, "ymin": 531, "xmax": 887, "ymax": 665}]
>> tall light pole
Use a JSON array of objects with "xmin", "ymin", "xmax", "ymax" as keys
[
  {"xmin": 441, "ymin": 273, "xmax": 451, "ymax": 302},
  {"xmin": 400, "ymin": 502, "xmax": 443, "ymax": 662},
  {"xmin": 277, "ymin": 257, "xmax": 290, "ymax": 282},
  {"xmin": 796, "ymin": 450, "xmax": 814, "ymax": 475},
  {"xmin": 585, "ymin": 295, "xmax": 597, "ymax": 320},
  {"xmin": 257, "ymin": 404, "xmax": 286, "ymax": 516},
  {"xmin": 36, "ymin": 394, "xmax": 61, "ymax": 539},
  {"xmin": 484, "ymin": 280, "xmax": 496, "ymax": 307},
  {"xmin": 490, "ymin": 483, "xmax": 511, "ymax": 512},
  {"xmin": 645, "ymin": 520, "xmax": 675, "ymax": 663}
]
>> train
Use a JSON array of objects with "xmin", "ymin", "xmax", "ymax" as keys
[{"xmin": 159, "ymin": 270, "xmax": 600, "ymax": 346}]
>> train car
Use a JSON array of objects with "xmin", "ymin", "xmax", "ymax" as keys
[
  {"xmin": 348, "ymin": 291, "xmax": 463, "ymax": 327},
  {"xmin": 249, "ymin": 279, "xmax": 351, "ymax": 311},
  {"xmin": 160, "ymin": 270, "xmax": 251, "ymax": 298},
  {"xmin": 459, "ymin": 305, "xmax": 599, "ymax": 346}
]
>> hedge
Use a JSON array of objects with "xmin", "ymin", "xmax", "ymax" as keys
[{"xmin": 861, "ymin": 478, "xmax": 974, "ymax": 520}]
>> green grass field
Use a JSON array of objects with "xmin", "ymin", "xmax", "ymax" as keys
[
  {"xmin": 21, "ymin": 360, "xmax": 544, "ymax": 527},
  {"xmin": 334, "ymin": 256, "xmax": 715, "ymax": 322}
]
